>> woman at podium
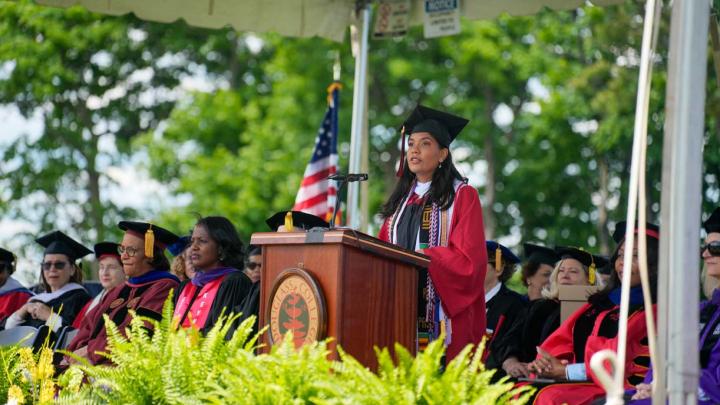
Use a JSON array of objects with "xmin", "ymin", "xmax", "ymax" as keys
[{"xmin": 378, "ymin": 105, "xmax": 487, "ymax": 362}]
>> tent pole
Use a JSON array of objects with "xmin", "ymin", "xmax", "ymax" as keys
[
  {"xmin": 656, "ymin": 1, "xmax": 709, "ymax": 404},
  {"xmin": 347, "ymin": 3, "xmax": 371, "ymax": 230}
]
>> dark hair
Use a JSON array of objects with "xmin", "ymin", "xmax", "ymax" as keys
[
  {"xmin": 246, "ymin": 244, "xmax": 262, "ymax": 257},
  {"xmin": 40, "ymin": 253, "xmax": 84, "ymax": 293},
  {"xmin": 148, "ymin": 245, "xmax": 171, "ymax": 271},
  {"xmin": 0, "ymin": 259, "xmax": 16, "ymax": 275},
  {"xmin": 380, "ymin": 150, "xmax": 465, "ymax": 218},
  {"xmin": 589, "ymin": 237, "xmax": 660, "ymax": 305},
  {"xmin": 195, "ymin": 216, "xmax": 245, "ymax": 270},
  {"xmin": 521, "ymin": 260, "xmax": 545, "ymax": 286},
  {"xmin": 488, "ymin": 258, "xmax": 517, "ymax": 284}
]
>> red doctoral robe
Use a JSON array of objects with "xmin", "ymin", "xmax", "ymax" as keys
[
  {"xmin": 67, "ymin": 275, "xmax": 178, "ymax": 365},
  {"xmin": 0, "ymin": 280, "xmax": 32, "ymax": 325},
  {"xmin": 533, "ymin": 302, "xmax": 654, "ymax": 405},
  {"xmin": 379, "ymin": 183, "xmax": 487, "ymax": 361}
]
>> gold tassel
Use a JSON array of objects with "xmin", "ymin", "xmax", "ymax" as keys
[
  {"xmin": 495, "ymin": 246, "xmax": 502, "ymax": 273},
  {"xmin": 589, "ymin": 263, "xmax": 596, "ymax": 285},
  {"xmin": 145, "ymin": 224, "xmax": 155, "ymax": 259},
  {"xmin": 284, "ymin": 212, "xmax": 294, "ymax": 232}
]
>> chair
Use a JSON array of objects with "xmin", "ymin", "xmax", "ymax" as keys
[
  {"xmin": 53, "ymin": 326, "xmax": 79, "ymax": 351},
  {"xmin": 0, "ymin": 325, "xmax": 40, "ymax": 347}
]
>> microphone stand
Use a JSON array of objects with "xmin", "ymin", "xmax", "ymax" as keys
[{"xmin": 329, "ymin": 178, "xmax": 347, "ymax": 229}]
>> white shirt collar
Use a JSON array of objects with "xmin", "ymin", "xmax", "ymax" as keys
[
  {"xmin": 414, "ymin": 181, "xmax": 431, "ymax": 197},
  {"xmin": 485, "ymin": 282, "xmax": 502, "ymax": 303}
]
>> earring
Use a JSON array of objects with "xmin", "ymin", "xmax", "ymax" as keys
[{"xmin": 438, "ymin": 161, "xmax": 443, "ymax": 168}]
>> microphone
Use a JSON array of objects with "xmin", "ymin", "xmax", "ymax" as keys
[{"xmin": 328, "ymin": 173, "xmax": 369, "ymax": 182}]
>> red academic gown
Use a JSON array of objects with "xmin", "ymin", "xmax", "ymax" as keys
[
  {"xmin": 379, "ymin": 184, "xmax": 487, "ymax": 361},
  {"xmin": 532, "ymin": 302, "xmax": 655, "ymax": 405},
  {"xmin": 0, "ymin": 285, "xmax": 32, "ymax": 325},
  {"xmin": 67, "ymin": 274, "xmax": 179, "ymax": 365}
]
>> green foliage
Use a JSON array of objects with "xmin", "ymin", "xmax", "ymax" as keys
[
  {"xmin": 53, "ymin": 298, "xmax": 531, "ymax": 404},
  {"xmin": 0, "ymin": 343, "xmax": 56, "ymax": 404}
]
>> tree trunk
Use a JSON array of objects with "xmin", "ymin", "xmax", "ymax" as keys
[
  {"xmin": 483, "ymin": 88, "xmax": 496, "ymax": 241},
  {"xmin": 86, "ymin": 137, "xmax": 105, "ymax": 243},
  {"xmin": 597, "ymin": 156, "xmax": 610, "ymax": 255}
]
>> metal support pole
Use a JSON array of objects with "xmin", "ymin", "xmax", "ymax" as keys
[
  {"xmin": 347, "ymin": 4, "xmax": 371, "ymax": 230},
  {"xmin": 656, "ymin": 1, "xmax": 709, "ymax": 404}
]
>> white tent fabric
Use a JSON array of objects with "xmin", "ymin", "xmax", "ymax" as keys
[{"xmin": 37, "ymin": 0, "xmax": 624, "ymax": 42}]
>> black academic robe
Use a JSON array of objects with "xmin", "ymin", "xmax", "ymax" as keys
[
  {"xmin": 174, "ymin": 271, "xmax": 254, "ymax": 335},
  {"xmin": 23, "ymin": 289, "xmax": 90, "ymax": 329},
  {"xmin": 235, "ymin": 281, "xmax": 260, "ymax": 336},
  {"xmin": 485, "ymin": 284, "xmax": 527, "ymax": 372},
  {"xmin": 497, "ymin": 298, "xmax": 562, "ymax": 365}
]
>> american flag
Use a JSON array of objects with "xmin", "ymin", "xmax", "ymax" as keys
[{"xmin": 293, "ymin": 82, "xmax": 341, "ymax": 223}]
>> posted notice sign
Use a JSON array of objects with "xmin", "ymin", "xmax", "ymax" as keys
[
  {"xmin": 373, "ymin": 0, "xmax": 411, "ymax": 39},
  {"xmin": 423, "ymin": 0, "xmax": 460, "ymax": 39}
]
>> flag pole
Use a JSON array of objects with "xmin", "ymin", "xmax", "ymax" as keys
[{"xmin": 347, "ymin": 2, "xmax": 371, "ymax": 230}]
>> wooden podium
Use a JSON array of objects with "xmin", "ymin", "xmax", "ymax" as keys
[{"xmin": 250, "ymin": 229, "xmax": 429, "ymax": 369}]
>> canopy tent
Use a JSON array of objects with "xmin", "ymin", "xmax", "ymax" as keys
[
  {"xmin": 36, "ymin": 0, "xmax": 624, "ymax": 42},
  {"xmin": 30, "ymin": 1, "xmax": 708, "ymax": 404}
]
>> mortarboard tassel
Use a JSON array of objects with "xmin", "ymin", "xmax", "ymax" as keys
[
  {"xmin": 145, "ymin": 224, "xmax": 155, "ymax": 259},
  {"xmin": 495, "ymin": 246, "xmax": 502, "ymax": 273},
  {"xmin": 588, "ymin": 252, "xmax": 596, "ymax": 284},
  {"xmin": 396, "ymin": 126, "xmax": 406, "ymax": 178},
  {"xmin": 284, "ymin": 212, "xmax": 294, "ymax": 232}
]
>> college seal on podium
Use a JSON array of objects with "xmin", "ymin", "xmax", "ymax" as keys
[{"xmin": 267, "ymin": 268, "xmax": 326, "ymax": 348}]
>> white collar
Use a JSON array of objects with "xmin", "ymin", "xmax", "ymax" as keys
[
  {"xmin": 414, "ymin": 181, "xmax": 431, "ymax": 197},
  {"xmin": 485, "ymin": 282, "xmax": 502, "ymax": 303},
  {"xmin": 0, "ymin": 277, "xmax": 27, "ymax": 295},
  {"xmin": 30, "ymin": 282, "xmax": 85, "ymax": 304}
]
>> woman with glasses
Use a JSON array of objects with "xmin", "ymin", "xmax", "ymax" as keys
[
  {"xmin": 5, "ymin": 231, "xmax": 91, "ymax": 332},
  {"xmin": 0, "ymin": 247, "xmax": 33, "ymax": 329},
  {"xmin": 71, "ymin": 242, "xmax": 126, "ymax": 329},
  {"xmin": 173, "ymin": 216, "xmax": 253, "ymax": 334},
  {"xmin": 65, "ymin": 221, "xmax": 180, "ymax": 366},
  {"xmin": 629, "ymin": 209, "xmax": 720, "ymax": 404},
  {"xmin": 527, "ymin": 222, "xmax": 659, "ymax": 405}
]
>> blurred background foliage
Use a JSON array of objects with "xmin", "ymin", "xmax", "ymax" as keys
[{"xmin": 1, "ymin": 0, "xmax": 720, "ymax": 282}]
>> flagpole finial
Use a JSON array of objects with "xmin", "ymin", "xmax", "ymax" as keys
[{"xmin": 333, "ymin": 51, "xmax": 341, "ymax": 81}]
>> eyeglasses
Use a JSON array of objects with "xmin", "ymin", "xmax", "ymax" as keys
[
  {"xmin": 246, "ymin": 262, "xmax": 262, "ymax": 270},
  {"xmin": 701, "ymin": 241, "xmax": 720, "ymax": 257},
  {"xmin": 117, "ymin": 245, "xmax": 139, "ymax": 257},
  {"xmin": 41, "ymin": 261, "xmax": 69, "ymax": 271}
]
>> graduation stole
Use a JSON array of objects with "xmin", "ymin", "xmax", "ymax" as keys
[{"xmin": 388, "ymin": 182, "xmax": 451, "ymax": 349}]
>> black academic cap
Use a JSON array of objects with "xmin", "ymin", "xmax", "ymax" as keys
[
  {"xmin": 167, "ymin": 236, "xmax": 190, "ymax": 257},
  {"xmin": 486, "ymin": 241, "xmax": 520, "ymax": 264},
  {"xmin": 612, "ymin": 221, "xmax": 660, "ymax": 244},
  {"xmin": 94, "ymin": 242, "xmax": 120, "ymax": 259},
  {"xmin": 402, "ymin": 105, "xmax": 469, "ymax": 148},
  {"xmin": 0, "ymin": 247, "xmax": 15, "ymax": 264},
  {"xmin": 265, "ymin": 211, "xmax": 329, "ymax": 231},
  {"xmin": 117, "ymin": 221, "xmax": 180, "ymax": 248},
  {"xmin": 703, "ymin": 207, "xmax": 720, "ymax": 234},
  {"xmin": 596, "ymin": 258, "xmax": 613, "ymax": 275},
  {"xmin": 523, "ymin": 243, "xmax": 560, "ymax": 267},
  {"xmin": 35, "ymin": 231, "xmax": 92, "ymax": 262},
  {"xmin": 555, "ymin": 246, "xmax": 608, "ymax": 269}
]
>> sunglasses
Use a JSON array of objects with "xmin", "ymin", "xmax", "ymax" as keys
[
  {"xmin": 0, "ymin": 262, "xmax": 12, "ymax": 272},
  {"xmin": 246, "ymin": 262, "xmax": 262, "ymax": 270},
  {"xmin": 701, "ymin": 241, "xmax": 720, "ymax": 257},
  {"xmin": 41, "ymin": 261, "xmax": 69, "ymax": 271}
]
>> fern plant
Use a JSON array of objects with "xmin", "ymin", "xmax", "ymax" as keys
[{"xmin": 54, "ymin": 296, "xmax": 533, "ymax": 404}]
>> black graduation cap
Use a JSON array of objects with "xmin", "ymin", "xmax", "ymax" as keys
[
  {"xmin": 35, "ymin": 231, "xmax": 92, "ymax": 262},
  {"xmin": 555, "ymin": 246, "xmax": 608, "ymax": 268},
  {"xmin": 612, "ymin": 221, "xmax": 660, "ymax": 244},
  {"xmin": 0, "ymin": 247, "xmax": 15, "ymax": 264},
  {"xmin": 402, "ymin": 105, "xmax": 469, "ymax": 148},
  {"xmin": 523, "ymin": 243, "xmax": 560, "ymax": 267},
  {"xmin": 265, "ymin": 211, "xmax": 329, "ymax": 231},
  {"xmin": 486, "ymin": 241, "xmax": 520, "ymax": 264},
  {"xmin": 167, "ymin": 236, "xmax": 190, "ymax": 257},
  {"xmin": 94, "ymin": 242, "xmax": 120, "ymax": 260},
  {"xmin": 703, "ymin": 207, "xmax": 720, "ymax": 234},
  {"xmin": 118, "ymin": 221, "xmax": 180, "ymax": 259}
]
